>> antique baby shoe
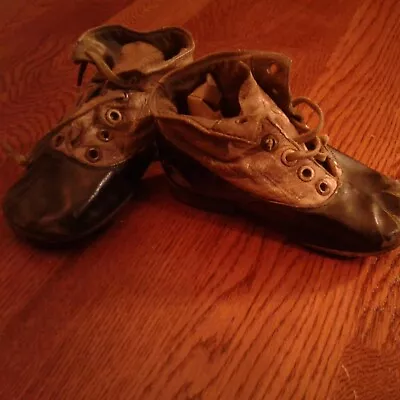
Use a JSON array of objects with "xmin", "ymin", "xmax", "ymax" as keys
[
  {"xmin": 150, "ymin": 51, "xmax": 400, "ymax": 257},
  {"xmin": 2, "ymin": 25, "xmax": 194, "ymax": 244}
]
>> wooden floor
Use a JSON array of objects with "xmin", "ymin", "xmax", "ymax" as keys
[{"xmin": 1, "ymin": 0, "xmax": 400, "ymax": 399}]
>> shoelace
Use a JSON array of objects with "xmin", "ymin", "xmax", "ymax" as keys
[
  {"xmin": 287, "ymin": 96, "xmax": 338, "ymax": 176},
  {"xmin": 2, "ymin": 50, "xmax": 139, "ymax": 167}
]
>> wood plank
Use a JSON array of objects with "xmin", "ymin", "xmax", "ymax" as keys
[{"xmin": 1, "ymin": 0, "xmax": 400, "ymax": 399}]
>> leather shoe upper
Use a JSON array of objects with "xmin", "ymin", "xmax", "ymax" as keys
[
  {"xmin": 150, "ymin": 51, "xmax": 400, "ymax": 256},
  {"xmin": 3, "ymin": 25, "xmax": 194, "ymax": 244}
]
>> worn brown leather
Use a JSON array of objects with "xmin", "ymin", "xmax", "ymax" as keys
[
  {"xmin": 3, "ymin": 25, "xmax": 194, "ymax": 244},
  {"xmin": 151, "ymin": 51, "xmax": 400, "ymax": 256},
  {"xmin": 55, "ymin": 26, "xmax": 195, "ymax": 167}
]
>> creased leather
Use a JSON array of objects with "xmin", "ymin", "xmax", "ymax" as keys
[
  {"xmin": 73, "ymin": 25, "xmax": 194, "ymax": 78},
  {"xmin": 152, "ymin": 53, "xmax": 338, "ymax": 208},
  {"xmin": 151, "ymin": 51, "xmax": 400, "ymax": 255},
  {"xmin": 3, "ymin": 146, "xmax": 152, "ymax": 242},
  {"xmin": 55, "ymin": 25, "xmax": 195, "ymax": 167},
  {"xmin": 56, "ymin": 89, "xmax": 153, "ymax": 166},
  {"xmin": 3, "ymin": 25, "xmax": 195, "ymax": 243}
]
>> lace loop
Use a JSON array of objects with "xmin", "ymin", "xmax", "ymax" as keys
[
  {"xmin": 291, "ymin": 96, "xmax": 324, "ymax": 135},
  {"xmin": 84, "ymin": 51, "xmax": 144, "ymax": 90},
  {"xmin": 286, "ymin": 96, "xmax": 333, "ymax": 173}
]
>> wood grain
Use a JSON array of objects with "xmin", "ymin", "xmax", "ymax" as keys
[{"xmin": 1, "ymin": 0, "xmax": 400, "ymax": 399}]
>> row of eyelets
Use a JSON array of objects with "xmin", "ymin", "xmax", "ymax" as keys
[
  {"xmin": 52, "ymin": 107, "xmax": 124, "ymax": 163},
  {"xmin": 260, "ymin": 137, "xmax": 331, "ymax": 196},
  {"xmin": 282, "ymin": 149, "xmax": 331, "ymax": 195},
  {"xmin": 87, "ymin": 106, "xmax": 124, "ymax": 162},
  {"xmin": 87, "ymin": 108, "xmax": 122, "ymax": 162}
]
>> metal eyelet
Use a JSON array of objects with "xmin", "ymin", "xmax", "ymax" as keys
[
  {"xmin": 316, "ymin": 180, "xmax": 331, "ymax": 195},
  {"xmin": 281, "ymin": 149, "xmax": 298, "ymax": 166},
  {"xmin": 298, "ymin": 165, "xmax": 315, "ymax": 182},
  {"xmin": 53, "ymin": 135, "xmax": 64, "ymax": 147},
  {"xmin": 105, "ymin": 109, "xmax": 122, "ymax": 124},
  {"xmin": 260, "ymin": 134, "xmax": 278, "ymax": 152},
  {"xmin": 86, "ymin": 147, "xmax": 101, "ymax": 163},
  {"xmin": 97, "ymin": 129, "xmax": 112, "ymax": 142},
  {"xmin": 267, "ymin": 62, "xmax": 279, "ymax": 75}
]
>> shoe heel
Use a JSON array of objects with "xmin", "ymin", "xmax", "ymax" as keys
[{"xmin": 169, "ymin": 182, "xmax": 238, "ymax": 214}]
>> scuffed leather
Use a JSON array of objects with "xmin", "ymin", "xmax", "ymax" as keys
[
  {"xmin": 3, "ymin": 144, "xmax": 152, "ymax": 242},
  {"xmin": 151, "ymin": 51, "xmax": 400, "ymax": 255},
  {"xmin": 3, "ymin": 25, "xmax": 195, "ymax": 244},
  {"xmin": 152, "ymin": 53, "xmax": 338, "ymax": 208},
  {"xmin": 55, "ymin": 89, "xmax": 154, "ymax": 167},
  {"xmin": 157, "ymin": 133, "xmax": 400, "ymax": 255},
  {"xmin": 73, "ymin": 25, "xmax": 194, "ymax": 80},
  {"xmin": 157, "ymin": 116, "xmax": 337, "ymax": 207},
  {"xmin": 54, "ymin": 25, "xmax": 195, "ymax": 168}
]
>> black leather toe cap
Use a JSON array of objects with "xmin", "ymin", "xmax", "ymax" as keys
[
  {"xmin": 3, "ymin": 147, "xmax": 151, "ymax": 244},
  {"xmin": 301, "ymin": 148, "xmax": 400, "ymax": 255}
]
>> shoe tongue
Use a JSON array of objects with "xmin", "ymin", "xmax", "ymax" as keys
[
  {"xmin": 238, "ymin": 69, "xmax": 300, "ymax": 141},
  {"xmin": 238, "ymin": 69, "xmax": 276, "ymax": 115},
  {"xmin": 86, "ymin": 41, "xmax": 164, "ymax": 99},
  {"xmin": 187, "ymin": 74, "xmax": 222, "ymax": 119},
  {"xmin": 185, "ymin": 63, "xmax": 301, "ymax": 143},
  {"xmin": 113, "ymin": 41, "xmax": 165, "ymax": 74}
]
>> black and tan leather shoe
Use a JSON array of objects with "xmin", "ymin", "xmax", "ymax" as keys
[
  {"xmin": 2, "ymin": 25, "xmax": 194, "ymax": 244},
  {"xmin": 150, "ymin": 51, "xmax": 400, "ymax": 257}
]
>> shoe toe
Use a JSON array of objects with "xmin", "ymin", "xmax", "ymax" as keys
[
  {"xmin": 3, "ymin": 151, "xmax": 115, "ymax": 244},
  {"xmin": 377, "ymin": 186, "xmax": 400, "ymax": 250}
]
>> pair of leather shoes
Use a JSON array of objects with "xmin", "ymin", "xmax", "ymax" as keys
[{"xmin": 3, "ymin": 26, "xmax": 400, "ymax": 257}]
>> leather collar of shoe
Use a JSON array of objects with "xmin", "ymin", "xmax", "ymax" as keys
[{"xmin": 151, "ymin": 51, "xmax": 342, "ymax": 208}]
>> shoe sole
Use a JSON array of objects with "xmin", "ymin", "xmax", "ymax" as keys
[{"xmin": 169, "ymin": 182, "xmax": 396, "ymax": 258}]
